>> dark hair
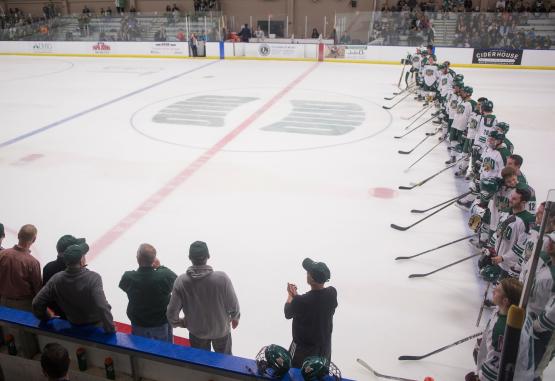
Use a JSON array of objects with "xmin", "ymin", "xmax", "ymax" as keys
[
  {"xmin": 500, "ymin": 278, "xmax": 523, "ymax": 307},
  {"xmin": 515, "ymin": 187, "xmax": 531, "ymax": 203},
  {"xmin": 501, "ymin": 166, "xmax": 517, "ymax": 179},
  {"xmin": 41, "ymin": 343, "xmax": 69, "ymax": 379},
  {"xmin": 509, "ymin": 154, "xmax": 523, "ymax": 167}
]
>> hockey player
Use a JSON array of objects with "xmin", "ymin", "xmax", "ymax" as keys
[
  {"xmin": 434, "ymin": 61, "xmax": 455, "ymax": 117},
  {"xmin": 466, "ymin": 278, "xmax": 523, "ymax": 381},
  {"xmin": 446, "ymin": 85, "xmax": 474, "ymax": 165},
  {"xmin": 469, "ymin": 166, "xmax": 519, "ymax": 248},
  {"xmin": 480, "ymin": 130, "xmax": 511, "ymax": 180},
  {"xmin": 531, "ymin": 232, "xmax": 555, "ymax": 379},
  {"xmin": 507, "ymin": 154, "xmax": 527, "ymax": 185},
  {"xmin": 420, "ymin": 54, "xmax": 440, "ymax": 105},
  {"xmin": 480, "ymin": 187, "xmax": 535, "ymax": 280},
  {"xmin": 405, "ymin": 48, "xmax": 424, "ymax": 87},
  {"xmin": 495, "ymin": 122, "xmax": 514, "ymax": 154},
  {"xmin": 454, "ymin": 95, "xmax": 482, "ymax": 177}
]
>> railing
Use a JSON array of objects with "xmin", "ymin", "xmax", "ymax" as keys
[{"xmin": 0, "ymin": 306, "xmax": 353, "ymax": 381}]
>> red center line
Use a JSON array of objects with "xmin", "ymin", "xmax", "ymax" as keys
[{"xmin": 89, "ymin": 62, "xmax": 320, "ymax": 261}]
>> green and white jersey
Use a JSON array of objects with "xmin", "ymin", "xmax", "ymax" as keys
[
  {"xmin": 439, "ymin": 69, "xmax": 455, "ymax": 97},
  {"xmin": 477, "ymin": 309, "xmax": 507, "ymax": 381},
  {"xmin": 537, "ymin": 293, "xmax": 555, "ymax": 332},
  {"xmin": 491, "ymin": 210, "xmax": 535, "ymax": 274},
  {"xmin": 466, "ymin": 100, "xmax": 480, "ymax": 139},
  {"xmin": 422, "ymin": 64, "xmax": 439, "ymax": 87},
  {"xmin": 475, "ymin": 113, "xmax": 497, "ymax": 150},
  {"xmin": 481, "ymin": 145, "xmax": 510, "ymax": 179},
  {"xmin": 518, "ymin": 171, "xmax": 528, "ymax": 185},
  {"xmin": 518, "ymin": 182, "xmax": 537, "ymax": 215},
  {"xmin": 520, "ymin": 250, "xmax": 554, "ymax": 318},
  {"xmin": 476, "ymin": 309, "xmax": 535, "ymax": 381},
  {"xmin": 411, "ymin": 53, "xmax": 422, "ymax": 70},
  {"xmin": 447, "ymin": 92, "xmax": 461, "ymax": 120},
  {"xmin": 452, "ymin": 98, "xmax": 473, "ymax": 131}
]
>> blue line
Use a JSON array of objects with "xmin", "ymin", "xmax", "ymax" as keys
[{"xmin": 0, "ymin": 60, "xmax": 219, "ymax": 149}]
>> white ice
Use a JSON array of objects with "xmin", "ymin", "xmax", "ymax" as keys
[{"xmin": 1, "ymin": 56, "xmax": 554, "ymax": 381}]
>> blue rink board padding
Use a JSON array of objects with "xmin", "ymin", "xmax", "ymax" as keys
[{"xmin": 0, "ymin": 306, "xmax": 354, "ymax": 380}]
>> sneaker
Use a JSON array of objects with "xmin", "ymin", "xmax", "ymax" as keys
[{"xmin": 445, "ymin": 156, "xmax": 456, "ymax": 165}]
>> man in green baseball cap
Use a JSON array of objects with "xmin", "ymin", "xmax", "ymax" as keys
[{"xmin": 32, "ymin": 239, "xmax": 115, "ymax": 334}]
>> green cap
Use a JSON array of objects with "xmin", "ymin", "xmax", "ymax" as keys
[
  {"xmin": 56, "ymin": 235, "xmax": 86, "ymax": 255},
  {"xmin": 189, "ymin": 241, "xmax": 210, "ymax": 260},
  {"xmin": 63, "ymin": 242, "xmax": 89, "ymax": 265},
  {"xmin": 0, "ymin": 223, "xmax": 4, "ymax": 238},
  {"xmin": 302, "ymin": 258, "xmax": 331, "ymax": 284}
]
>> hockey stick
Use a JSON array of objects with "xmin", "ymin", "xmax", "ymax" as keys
[
  {"xmin": 395, "ymin": 234, "xmax": 476, "ymax": 260},
  {"xmin": 383, "ymin": 91, "xmax": 412, "ymax": 110},
  {"xmin": 476, "ymin": 282, "xmax": 491, "ymax": 327},
  {"xmin": 356, "ymin": 359, "xmax": 417, "ymax": 381},
  {"xmin": 398, "ymin": 134, "xmax": 431, "ymax": 155},
  {"xmin": 394, "ymin": 115, "xmax": 435, "ymax": 139},
  {"xmin": 411, "ymin": 191, "xmax": 472, "ymax": 213},
  {"xmin": 384, "ymin": 84, "xmax": 416, "ymax": 100},
  {"xmin": 397, "ymin": 62, "xmax": 407, "ymax": 89},
  {"xmin": 390, "ymin": 198, "xmax": 458, "ymax": 231},
  {"xmin": 408, "ymin": 252, "xmax": 481, "ymax": 278},
  {"xmin": 398, "ymin": 156, "xmax": 465, "ymax": 190},
  {"xmin": 403, "ymin": 138, "xmax": 444, "ymax": 172},
  {"xmin": 401, "ymin": 104, "xmax": 431, "ymax": 121},
  {"xmin": 398, "ymin": 332, "xmax": 482, "ymax": 361}
]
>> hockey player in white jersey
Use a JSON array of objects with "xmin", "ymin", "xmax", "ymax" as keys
[
  {"xmin": 420, "ymin": 55, "xmax": 440, "ymax": 105},
  {"xmin": 446, "ymin": 85, "xmax": 474, "ymax": 165},
  {"xmin": 480, "ymin": 130, "xmax": 511, "ymax": 180},
  {"xmin": 480, "ymin": 188, "xmax": 535, "ymax": 281},
  {"xmin": 466, "ymin": 278, "xmax": 524, "ymax": 381}
]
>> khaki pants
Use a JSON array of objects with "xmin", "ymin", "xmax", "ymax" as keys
[{"xmin": 0, "ymin": 297, "xmax": 39, "ymax": 358}]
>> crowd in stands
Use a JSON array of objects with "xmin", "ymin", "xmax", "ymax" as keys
[
  {"xmin": 194, "ymin": 0, "xmax": 218, "ymax": 12},
  {"xmin": 0, "ymin": 223, "xmax": 337, "ymax": 378},
  {"xmin": 0, "ymin": 4, "xmax": 58, "ymax": 41},
  {"xmin": 370, "ymin": 0, "xmax": 553, "ymax": 48}
]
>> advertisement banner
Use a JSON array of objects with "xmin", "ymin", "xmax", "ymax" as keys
[
  {"xmin": 472, "ymin": 48, "xmax": 523, "ymax": 65},
  {"xmin": 150, "ymin": 42, "xmax": 186, "ymax": 55},
  {"xmin": 246, "ymin": 43, "xmax": 305, "ymax": 58},
  {"xmin": 324, "ymin": 45, "xmax": 368, "ymax": 60}
]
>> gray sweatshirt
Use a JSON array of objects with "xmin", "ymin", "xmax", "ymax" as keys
[
  {"xmin": 166, "ymin": 265, "xmax": 240, "ymax": 339},
  {"xmin": 32, "ymin": 267, "xmax": 115, "ymax": 333}
]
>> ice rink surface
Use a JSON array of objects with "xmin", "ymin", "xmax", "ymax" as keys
[{"xmin": 1, "ymin": 56, "xmax": 554, "ymax": 380}]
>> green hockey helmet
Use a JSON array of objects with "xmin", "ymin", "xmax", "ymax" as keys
[
  {"xmin": 481, "ymin": 100, "xmax": 493, "ymax": 112},
  {"xmin": 480, "ymin": 265, "xmax": 503, "ymax": 283},
  {"xmin": 454, "ymin": 74, "xmax": 464, "ymax": 82},
  {"xmin": 301, "ymin": 356, "xmax": 341, "ymax": 381},
  {"xmin": 462, "ymin": 86, "xmax": 473, "ymax": 95},
  {"xmin": 496, "ymin": 122, "xmax": 510, "ymax": 134},
  {"xmin": 255, "ymin": 345, "xmax": 292, "ymax": 379},
  {"xmin": 488, "ymin": 130, "xmax": 505, "ymax": 141},
  {"xmin": 453, "ymin": 81, "xmax": 464, "ymax": 89},
  {"xmin": 480, "ymin": 177, "xmax": 500, "ymax": 196}
]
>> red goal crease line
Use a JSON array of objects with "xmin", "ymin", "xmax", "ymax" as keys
[{"xmin": 88, "ymin": 62, "xmax": 320, "ymax": 261}]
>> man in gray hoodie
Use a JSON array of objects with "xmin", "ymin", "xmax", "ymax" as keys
[{"xmin": 166, "ymin": 241, "xmax": 240, "ymax": 354}]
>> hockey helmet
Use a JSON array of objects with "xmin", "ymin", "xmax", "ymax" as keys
[
  {"xmin": 480, "ymin": 265, "xmax": 503, "ymax": 283},
  {"xmin": 454, "ymin": 74, "xmax": 464, "ymax": 82},
  {"xmin": 462, "ymin": 86, "xmax": 473, "ymax": 95},
  {"xmin": 481, "ymin": 100, "xmax": 493, "ymax": 112},
  {"xmin": 480, "ymin": 177, "xmax": 500, "ymax": 196},
  {"xmin": 255, "ymin": 345, "xmax": 292, "ymax": 379},
  {"xmin": 488, "ymin": 130, "xmax": 505, "ymax": 141},
  {"xmin": 301, "ymin": 356, "xmax": 341, "ymax": 381},
  {"xmin": 496, "ymin": 122, "xmax": 510, "ymax": 134},
  {"xmin": 453, "ymin": 81, "xmax": 464, "ymax": 89}
]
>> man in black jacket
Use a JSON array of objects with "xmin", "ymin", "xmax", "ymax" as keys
[{"xmin": 284, "ymin": 258, "xmax": 338, "ymax": 367}]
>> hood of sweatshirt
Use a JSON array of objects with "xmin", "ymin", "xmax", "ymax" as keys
[{"xmin": 186, "ymin": 265, "xmax": 213, "ymax": 279}]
